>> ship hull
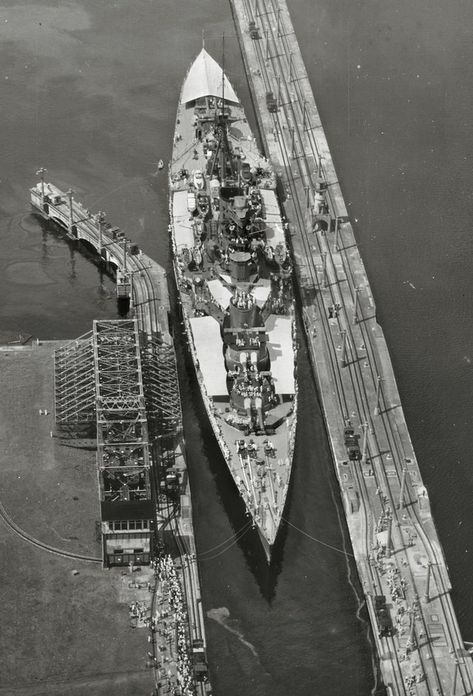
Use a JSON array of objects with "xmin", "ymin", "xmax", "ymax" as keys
[{"xmin": 169, "ymin": 48, "xmax": 298, "ymax": 559}]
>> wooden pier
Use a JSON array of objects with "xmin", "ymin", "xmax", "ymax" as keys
[{"xmin": 231, "ymin": 1, "xmax": 473, "ymax": 693}]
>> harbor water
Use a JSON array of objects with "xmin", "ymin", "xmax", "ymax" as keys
[{"xmin": 1, "ymin": 1, "xmax": 472, "ymax": 694}]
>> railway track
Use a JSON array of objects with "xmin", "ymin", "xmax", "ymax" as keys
[
  {"xmin": 236, "ymin": 1, "xmax": 473, "ymax": 693},
  {"xmin": 0, "ymin": 499, "xmax": 102, "ymax": 563}
]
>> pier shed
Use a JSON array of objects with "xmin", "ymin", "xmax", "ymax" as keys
[{"xmin": 101, "ymin": 500, "xmax": 154, "ymax": 567}]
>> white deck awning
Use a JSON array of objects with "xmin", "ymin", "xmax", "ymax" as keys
[
  {"xmin": 189, "ymin": 316, "xmax": 228, "ymax": 397},
  {"xmin": 181, "ymin": 49, "xmax": 239, "ymax": 105},
  {"xmin": 265, "ymin": 221, "xmax": 285, "ymax": 246},
  {"xmin": 207, "ymin": 278, "xmax": 232, "ymax": 310},
  {"xmin": 266, "ymin": 314, "xmax": 295, "ymax": 394},
  {"xmin": 172, "ymin": 190, "xmax": 194, "ymax": 250},
  {"xmin": 260, "ymin": 189, "xmax": 280, "ymax": 216},
  {"xmin": 252, "ymin": 280, "xmax": 271, "ymax": 308},
  {"xmin": 260, "ymin": 189, "xmax": 285, "ymax": 246}
]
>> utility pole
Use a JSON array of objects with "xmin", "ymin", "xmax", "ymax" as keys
[
  {"xmin": 333, "ymin": 216, "xmax": 340, "ymax": 252},
  {"xmin": 97, "ymin": 211, "xmax": 105, "ymax": 256},
  {"xmin": 361, "ymin": 422, "xmax": 369, "ymax": 464},
  {"xmin": 353, "ymin": 286, "xmax": 360, "ymax": 324},
  {"xmin": 288, "ymin": 51, "xmax": 294, "ymax": 81},
  {"xmin": 406, "ymin": 606, "xmax": 416, "ymax": 651},
  {"xmin": 265, "ymin": 30, "xmax": 270, "ymax": 61},
  {"xmin": 453, "ymin": 659, "xmax": 459, "ymax": 695},
  {"xmin": 290, "ymin": 125, "xmax": 295, "ymax": 158},
  {"xmin": 36, "ymin": 167, "xmax": 47, "ymax": 205},
  {"xmin": 276, "ymin": 7, "xmax": 281, "ymax": 37},
  {"xmin": 341, "ymin": 329, "xmax": 348, "ymax": 368},
  {"xmin": 424, "ymin": 561, "xmax": 432, "ymax": 602},
  {"xmin": 399, "ymin": 466, "xmax": 407, "ymax": 510},
  {"xmin": 123, "ymin": 237, "xmax": 128, "ymax": 274},
  {"xmin": 321, "ymin": 251, "xmax": 327, "ymax": 288},
  {"xmin": 276, "ymin": 74, "xmax": 281, "ymax": 108},
  {"xmin": 302, "ymin": 100, "xmax": 307, "ymax": 131},
  {"xmin": 304, "ymin": 185, "xmax": 310, "ymax": 212},
  {"xmin": 67, "ymin": 188, "xmax": 74, "ymax": 234},
  {"xmin": 374, "ymin": 375, "xmax": 382, "ymax": 416},
  {"xmin": 386, "ymin": 512, "xmax": 393, "ymax": 557}
]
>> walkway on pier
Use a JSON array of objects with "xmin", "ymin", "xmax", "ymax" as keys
[{"xmin": 232, "ymin": 1, "xmax": 473, "ymax": 694}]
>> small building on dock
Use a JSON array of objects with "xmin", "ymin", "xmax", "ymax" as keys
[{"xmin": 101, "ymin": 500, "xmax": 154, "ymax": 567}]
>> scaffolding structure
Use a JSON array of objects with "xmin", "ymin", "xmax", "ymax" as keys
[
  {"xmin": 140, "ymin": 334, "xmax": 182, "ymax": 436},
  {"xmin": 54, "ymin": 331, "xmax": 95, "ymax": 425},
  {"xmin": 53, "ymin": 318, "xmax": 184, "ymax": 563},
  {"xmin": 92, "ymin": 320, "xmax": 151, "ymax": 502}
]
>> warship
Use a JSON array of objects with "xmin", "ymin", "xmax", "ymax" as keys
[{"xmin": 169, "ymin": 47, "xmax": 297, "ymax": 560}]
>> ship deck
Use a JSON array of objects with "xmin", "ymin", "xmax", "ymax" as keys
[{"xmin": 169, "ymin": 50, "xmax": 297, "ymax": 555}]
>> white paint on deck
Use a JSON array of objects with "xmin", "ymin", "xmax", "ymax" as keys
[
  {"xmin": 266, "ymin": 315, "xmax": 295, "ymax": 394},
  {"xmin": 252, "ymin": 279, "xmax": 271, "ymax": 307},
  {"xmin": 189, "ymin": 315, "xmax": 228, "ymax": 396},
  {"xmin": 207, "ymin": 278, "xmax": 232, "ymax": 310},
  {"xmin": 172, "ymin": 190, "xmax": 194, "ymax": 250},
  {"xmin": 260, "ymin": 189, "xmax": 286, "ymax": 246}
]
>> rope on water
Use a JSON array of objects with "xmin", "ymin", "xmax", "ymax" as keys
[
  {"xmin": 198, "ymin": 521, "xmax": 252, "ymax": 561},
  {"xmin": 282, "ymin": 516, "xmax": 354, "ymax": 558}
]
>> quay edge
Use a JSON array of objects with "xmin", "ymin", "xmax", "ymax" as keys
[{"xmin": 230, "ymin": 0, "xmax": 473, "ymax": 694}]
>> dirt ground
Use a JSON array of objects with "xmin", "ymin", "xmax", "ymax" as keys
[{"xmin": 0, "ymin": 344, "xmax": 154, "ymax": 695}]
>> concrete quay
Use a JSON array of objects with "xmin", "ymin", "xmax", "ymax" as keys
[
  {"xmin": 232, "ymin": 1, "xmax": 473, "ymax": 694},
  {"xmin": 29, "ymin": 183, "xmax": 211, "ymax": 695}
]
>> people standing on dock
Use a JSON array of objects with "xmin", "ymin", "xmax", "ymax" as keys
[{"xmin": 152, "ymin": 554, "xmax": 196, "ymax": 694}]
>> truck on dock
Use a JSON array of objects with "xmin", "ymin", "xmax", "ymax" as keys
[
  {"xmin": 344, "ymin": 426, "xmax": 361, "ymax": 461},
  {"xmin": 374, "ymin": 595, "xmax": 394, "ymax": 638},
  {"xmin": 191, "ymin": 639, "xmax": 208, "ymax": 681}
]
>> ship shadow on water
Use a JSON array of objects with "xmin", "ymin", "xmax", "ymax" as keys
[
  {"xmin": 170, "ymin": 283, "xmax": 289, "ymax": 602},
  {"xmin": 178, "ymin": 327, "xmax": 287, "ymax": 602}
]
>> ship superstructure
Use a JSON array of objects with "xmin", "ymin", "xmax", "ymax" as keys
[{"xmin": 169, "ymin": 48, "xmax": 297, "ymax": 560}]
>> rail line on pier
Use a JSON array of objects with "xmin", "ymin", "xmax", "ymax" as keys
[{"xmin": 232, "ymin": 1, "xmax": 473, "ymax": 694}]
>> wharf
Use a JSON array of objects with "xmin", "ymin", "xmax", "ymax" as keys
[
  {"xmin": 0, "ymin": 342, "xmax": 155, "ymax": 696},
  {"xmin": 30, "ymin": 183, "xmax": 211, "ymax": 695},
  {"xmin": 232, "ymin": 1, "xmax": 473, "ymax": 694}
]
